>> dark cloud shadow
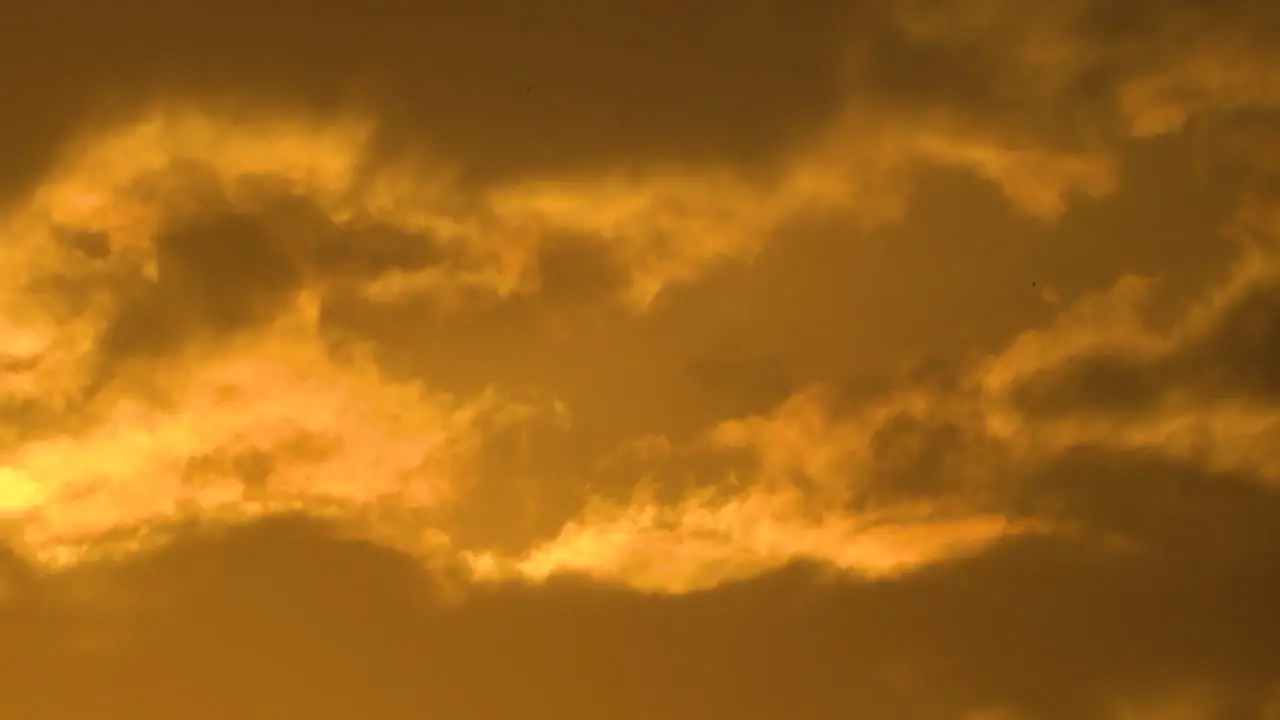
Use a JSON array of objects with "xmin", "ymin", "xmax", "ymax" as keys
[
  {"xmin": 5, "ymin": 442, "xmax": 1280, "ymax": 720},
  {"xmin": 1, "ymin": 0, "xmax": 853, "ymax": 198},
  {"xmin": 16, "ymin": 178, "xmax": 451, "ymax": 404},
  {"xmin": 1012, "ymin": 275, "xmax": 1280, "ymax": 418}
]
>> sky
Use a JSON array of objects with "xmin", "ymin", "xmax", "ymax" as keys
[{"xmin": 2, "ymin": 1, "xmax": 1280, "ymax": 718}]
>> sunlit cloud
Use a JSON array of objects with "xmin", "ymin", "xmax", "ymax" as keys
[
  {"xmin": 6, "ymin": 5, "xmax": 1280, "ymax": 720},
  {"xmin": 465, "ymin": 486, "xmax": 1038, "ymax": 594},
  {"xmin": 458, "ymin": 221, "xmax": 1280, "ymax": 593},
  {"xmin": 6, "ymin": 0, "xmax": 1280, "ymax": 598},
  {"xmin": 0, "ymin": 296, "xmax": 527, "ymax": 566},
  {"xmin": 0, "ymin": 98, "xmax": 1138, "ymax": 582}
]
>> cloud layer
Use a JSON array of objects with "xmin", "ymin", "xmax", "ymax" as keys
[{"xmin": 4, "ymin": 1, "xmax": 1280, "ymax": 717}]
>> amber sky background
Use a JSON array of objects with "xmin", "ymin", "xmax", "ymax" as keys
[{"xmin": 3, "ymin": 1, "xmax": 1280, "ymax": 718}]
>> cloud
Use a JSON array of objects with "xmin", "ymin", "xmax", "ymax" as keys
[
  {"xmin": 1, "ymin": 307, "xmax": 523, "ymax": 566},
  {"xmin": 984, "ymin": 239, "xmax": 1280, "ymax": 486},
  {"xmin": 0, "ymin": 108, "xmax": 549, "ymax": 565},
  {"xmin": 0, "ymin": 78, "xmax": 1175, "ymax": 570},
  {"xmin": 5, "ymin": 98, "xmax": 1280, "ymax": 588},
  {"xmin": 1010, "ymin": 249, "xmax": 1280, "ymax": 415},
  {"xmin": 5, "ymin": 0, "xmax": 1280, "ymax": 324},
  {"xmin": 4, "ymin": 495, "xmax": 1280, "ymax": 719},
  {"xmin": 454, "ymin": 204, "xmax": 1280, "ymax": 596},
  {"xmin": 4, "ymin": 4, "xmax": 1280, "ymax": 715}
]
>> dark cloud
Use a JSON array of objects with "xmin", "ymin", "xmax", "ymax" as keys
[
  {"xmin": 100, "ymin": 211, "xmax": 303, "ymax": 360},
  {"xmin": 55, "ymin": 229, "xmax": 113, "ymax": 261},
  {"xmin": 1010, "ymin": 352, "xmax": 1167, "ymax": 418},
  {"xmin": 5, "ymin": 0, "xmax": 1279, "ymax": 204},
  {"xmin": 645, "ymin": 141, "xmax": 1239, "ymax": 439},
  {"xmin": 1178, "ymin": 281, "xmax": 1280, "ymax": 399},
  {"xmin": 532, "ymin": 238, "xmax": 632, "ymax": 308},
  {"xmin": 44, "ymin": 179, "xmax": 449, "ymax": 388},
  {"xmin": 4, "ymin": 457, "xmax": 1279, "ymax": 720},
  {"xmin": 842, "ymin": 9, "xmax": 1114, "ymax": 156},
  {"xmin": 1012, "ymin": 274, "xmax": 1280, "ymax": 418},
  {"xmin": 1020, "ymin": 447, "xmax": 1280, "ymax": 562},
  {"xmin": 686, "ymin": 349, "xmax": 797, "ymax": 420},
  {"xmin": 861, "ymin": 0, "xmax": 1280, "ymax": 142},
  {"xmin": 864, "ymin": 413, "xmax": 978, "ymax": 504},
  {"xmin": 5, "ymin": 2, "xmax": 1280, "ymax": 718},
  {"xmin": 1, "ymin": 0, "xmax": 853, "ymax": 198},
  {"xmin": 0, "ymin": 400, "xmax": 78, "ymax": 453},
  {"xmin": 182, "ymin": 449, "xmax": 276, "ymax": 495}
]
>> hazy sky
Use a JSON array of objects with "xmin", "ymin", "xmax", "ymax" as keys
[{"xmin": 3, "ymin": 2, "xmax": 1280, "ymax": 718}]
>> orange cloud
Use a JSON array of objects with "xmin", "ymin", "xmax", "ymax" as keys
[
  {"xmin": 461, "ymin": 383, "xmax": 1039, "ymax": 594},
  {"xmin": 0, "ymin": 100, "xmax": 1128, "ymax": 579},
  {"xmin": 7, "ymin": 9, "xmax": 1280, "ymax": 593},
  {"xmin": 1, "ymin": 297, "xmax": 528, "ymax": 566},
  {"xmin": 459, "ymin": 225, "xmax": 1280, "ymax": 593},
  {"xmin": 466, "ymin": 489, "xmax": 1033, "ymax": 594}
]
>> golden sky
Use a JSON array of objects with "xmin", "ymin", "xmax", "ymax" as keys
[{"xmin": 3, "ymin": 1, "xmax": 1280, "ymax": 718}]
